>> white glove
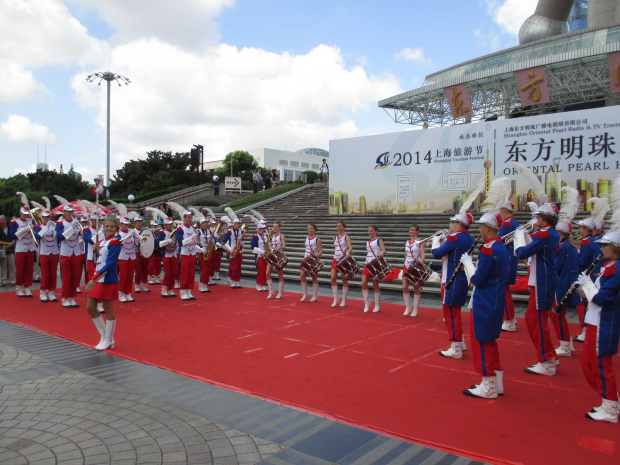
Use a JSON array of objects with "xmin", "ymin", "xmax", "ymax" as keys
[
  {"xmin": 460, "ymin": 253, "xmax": 476, "ymax": 283},
  {"xmin": 62, "ymin": 227, "xmax": 76, "ymax": 239},
  {"xmin": 159, "ymin": 239, "xmax": 170, "ymax": 247},
  {"xmin": 431, "ymin": 233, "xmax": 445, "ymax": 250},
  {"xmin": 182, "ymin": 237, "xmax": 194, "ymax": 246},
  {"xmin": 252, "ymin": 247, "xmax": 262, "ymax": 255},
  {"xmin": 223, "ymin": 243, "xmax": 232, "ymax": 253},
  {"xmin": 79, "ymin": 239, "xmax": 84, "ymax": 246},
  {"xmin": 39, "ymin": 225, "xmax": 49, "ymax": 237},
  {"xmin": 513, "ymin": 228, "xmax": 525, "ymax": 252},
  {"xmin": 577, "ymin": 272, "xmax": 599, "ymax": 302},
  {"xmin": 121, "ymin": 233, "xmax": 135, "ymax": 244},
  {"xmin": 197, "ymin": 246, "xmax": 206, "ymax": 254},
  {"xmin": 140, "ymin": 236, "xmax": 148, "ymax": 243}
]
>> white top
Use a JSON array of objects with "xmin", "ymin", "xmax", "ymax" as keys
[
  {"xmin": 58, "ymin": 219, "xmax": 83, "ymax": 257},
  {"xmin": 254, "ymin": 232, "xmax": 268, "ymax": 254},
  {"xmin": 333, "ymin": 234, "xmax": 348, "ymax": 261},
  {"xmin": 404, "ymin": 240, "xmax": 422, "ymax": 268},
  {"xmin": 179, "ymin": 224, "xmax": 198, "ymax": 256},
  {"xmin": 365, "ymin": 238, "xmax": 382, "ymax": 264},
  {"xmin": 228, "ymin": 228, "xmax": 244, "ymax": 249},
  {"xmin": 321, "ymin": 163, "xmax": 329, "ymax": 173},
  {"xmin": 304, "ymin": 236, "xmax": 320, "ymax": 258},
  {"xmin": 13, "ymin": 218, "xmax": 37, "ymax": 253},
  {"xmin": 38, "ymin": 224, "xmax": 59, "ymax": 256},
  {"xmin": 199, "ymin": 228, "xmax": 212, "ymax": 248},
  {"xmin": 161, "ymin": 230, "xmax": 178, "ymax": 258},
  {"xmin": 584, "ymin": 267, "xmax": 608, "ymax": 326},
  {"xmin": 270, "ymin": 234, "xmax": 283, "ymax": 249},
  {"xmin": 118, "ymin": 230, "xmax": 137, "ymax": 260}
]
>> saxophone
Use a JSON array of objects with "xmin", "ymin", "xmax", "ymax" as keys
[
  {"xmin": 262, "ymin": 228, "xmax": 275, "ymax": 259},
  {"xmin": 204, "ymin": 221, "xmax": 226, "ymax": 261},
  {"xmin": 229, "ymin": 224, "xmax": 246, "ymax": 259}
]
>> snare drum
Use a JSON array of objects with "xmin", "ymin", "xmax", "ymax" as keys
[
  {"xmin": 403, "ymin": 261, "xmax": 432, "ymax": 286},
  {"xmin": 335, "ymin": 256, "xmax": 360, "ymax": 279},
  {"xmin": 300, "ymin": 255, "xmax": 324, "ymax": 277},
  {"xmin": 365, "ymin": 257, "xmax": 391, "ymax": 281},
  {"xmin": 266, "ymin": 249, "xmax": 289, "ymax": 271}
]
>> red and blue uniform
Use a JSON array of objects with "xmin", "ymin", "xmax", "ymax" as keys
[
  {"xmin": 469, "ymin": 237, "xmax": 509, "ymax": 377},
  {"xmin": 498, "ymin": 217, "xmax": 519, "ymax": 321},
  {"xmin": 552, "ymin": 239, "xmax": 579, "ymax": 342},
  {"xmin": 88, "ymin": 235, "xmax": 121, "ymax": 301}
]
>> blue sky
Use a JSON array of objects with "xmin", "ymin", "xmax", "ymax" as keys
[{"xmin": 0, "ymin": 0, "xmax": 537, "ymax": 183}]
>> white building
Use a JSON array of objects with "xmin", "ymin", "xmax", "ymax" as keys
[{"xmin": 248, "ymin": 148, "xmax": 329, "ymax": 182}]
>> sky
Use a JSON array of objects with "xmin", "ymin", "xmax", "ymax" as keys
[{"xmin": 0, "ymin": 0, "xmax": 539, "ymax": 183}]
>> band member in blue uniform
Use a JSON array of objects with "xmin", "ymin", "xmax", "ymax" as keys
[
  {"xmin": 498, "ymin": 201, "xmax": 519, "ymax": 332},
  {"xmin": 460, "ymin": 212, "xmax": 509, "ymax": 399},
  {"xmin": 514, "ymin": 203, "xmax": 560, "ymax": 376},
  {"xmin": 577, "ymin": 229, "xmax": 620, "ymax": 423},
  {"xmin": 432, "ymin": 212, "xmax": 475, "ymax": 359}
]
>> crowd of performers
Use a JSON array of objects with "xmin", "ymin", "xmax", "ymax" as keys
[{"xmin": 5, "ymin": 176, "xmax": 620, "ymax": 424}]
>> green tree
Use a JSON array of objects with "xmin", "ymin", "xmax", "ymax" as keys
[{"xmin": 213, "ymin": 151, "xmax": 265, "ymax": 191}]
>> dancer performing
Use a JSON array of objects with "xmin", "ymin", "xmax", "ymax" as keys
[
  {"xmin": 331, "ymin": 221, "xmax": 353, "ymax": 307},
  {"xmin": 300, "ymin": 223, "xmax": 323, "ymax": 302},
  {"xmin": 361, "ymin": 225, "xmax": 386, "ymax": 313},
  {"xmin": 402, "ymin": 225, "xmax": 424, "ymax": 317},
  {"xmin": 86, "ymin": 217, "xmax": 121, "ymax": 351},
  {"xmin": 432, "ymin": 181, "xmax": 482, "ymax": 358},
  {"xmin": 266, "ymin": 220, "xmax": 286, "ymax": 299},
  {"xmin": 34, "ymin": 210, "xmax": 59, "ymax": 303}
]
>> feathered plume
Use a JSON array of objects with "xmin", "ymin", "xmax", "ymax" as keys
[
  {"xmin": 250, "ymin": 209, "xmax": 265, "ymax": 221},
  {"xmin": 189, "ymin": 208, "xmax": 205, "ymax": 220},
  {"xmin": 108, "ymin": 200, "xmax": 128, "ymax": 216},
  {"xmin": 224, "ymin": 207, "xmax": 238, "ymax": 222},
  {"xmin": 243, "ymin": 214, "xmax": 260, "ymax": 227},
  {"xmin": 81, "ymin": 199, "xmax": 98, "ymax": 213},
  {"xmin": 31, "ymin": 200, "xmax": 46, "ymax": 211},
  {"xmin": 527, "ymin": 202, "xmax": 538, "ymax": 212},
  {"xmin": 78, "ymin": 200, "xmax": 90, "ymax": 218},
  {"xmin": 42, "ymin": 196, "xmax": 51, "ymax": 210},
  {"xmin": 166, "ymin": 201, "xmax": 187, "ymax": 217},
  {"xmin": 127, "ymin": 211, "xmax": 139, "ymax": 220},
  {"xmin": 513, "ymin": 162, "xmax": 547, "ymax": 204},
  {"xmin": 459, "ymin": 178, "xmax": 485, "ymax": 214},
  {"xmin": 558, "ymin": 187, "xmax": 580, "ymax": 223},
  {"xmin": 16, "ymin": 191, "xmax": 29, "ymax": 207},
  {"xmin": 145, "ymin": 206, "xmax": 168, "ymax": 223},
  {"xmin": 482, "ymin": 177, "xmax": 510, "ymax": 213},
  {"xmin": 201, "ymin": 208, "xmax": 216, "ymax": 220},
  {"xmin": 608, "ymin": 175, "xmax": 620, "ymax": 231},
  {"xmin": 53, "ymin": 195, "xmax": 70, "ymax": 205},
  {"xmin": 588, "ymin": 197, "xmax": 610, "ymax": 225}
]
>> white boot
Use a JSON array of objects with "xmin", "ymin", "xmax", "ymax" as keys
[
  {"xmin": 97, "ymin": 302, "xmax": 105, "ymax": 313},
  {"xmin": 331, "ymin": 285, "xmax": 339, "ymax": 307},
  {"xmin": 411, "ymin": 294, "xmax": 421, "ymax": 317},
  {"xmin": 187, "ymin": 289, "xmax": 197, "ymax": 300},
  {"xmin": 148, "ymin": 276, "xmax": 155, "ymax": 284},
  {"xmin": 461, "ymin": 337, "xmax": 467, "ymax": 352},
  {"xmin": 16, "ymin": 285, "xmax": 25, "ymax": 297},
  {"xmin": 199, "ymin": 283, "xmax": 210, "ymax": 293},
  {"xmin": 267, "ymin": 279, "xmax": 274, "ymax": 299},
  {"xmin": 214, "ymin": 272, "xmax": 221, "ymax": 280},
  {"xmin": 125, "ymin": 293, "xmax": 135, "ymax": 302},
  {"xmin": 62, "ymin": 298, "xmax": 72, "ymax": 308},
  {"xmin": 40, "ymin": 289, "xmax": 48, "ymax": 303},
  {"xmin": 69, "ymin": 297, "xmax": 78, "ymax": 308},
  {"xmin": 92, "ymin": 316, "xmax": 106, "ymax": 347},
  {"xmin": 118, "ymin": 292, "xmax": 127, "ymax": 303},
  {"xmin": 501, "ymin": 319, "xmax": 517, "ymax": 332},
  {"xmin": 524, "ymin": 361, "xmax": 556, "ymax": 376},
  {"xmin": 24, "ymin": 287, "xmax": 33, "ymax": 297},
  {"xmin": 440, "ymin": 342, "xmax": 463, "ymax": 359},
  {"xmin": 570, "ymin": 339, "xmax": 576, "ymax": 352},
  {"xmin": 496, "ymin": 370, "xmax": 504, "ymax": 396},
  {"xmin": 95, "ymin": 319, "xmax": 116, "ymax": 350},
  {"xmin": 362, "ymin": 289, "xmax": 370, "ymax": 312},
  {"xmin": 373, "ymin": 292, "xmax": 381, "ymax": 312},
  {"xmin": 174, "ymin": 280, "xmax": 180, "ymax": 289},
  {"xmin": 555, "ymin": 340, "xmax": 572, "ymax": 357},
  {"xmin": 135, "ymin": 284, "xmax": 141, "ymax": 293},
  {"xmin": 276, "ymin": 281, "xmax": 284, "ymax": 299},
  {"xmin": 309, "ymin": 283, "xmax": 319, "ymax": 302},
  {"xmin": 464, "ymin": 377, "xmax": 498, "ymax": 399},
  {"xmin": 154, "ymin": 275, "xmax": 161, "ymax": 284},
  {"xmin": 168, "ymin": 288, "xmax": 176, "ymax": 298},
  {"xmin": 76, "ymin": 287, "xmax": 82, "ymax": 294},
  {"xmin": 161, "ymin": 286, "xmax": 169, "ymax": 298},
  {"xmin": 141, "ymin": 283, "xmax": 149, "ymax": 293},
  {"xmin": 403, "ymin": 292, "xmax": 411, "ymax": 316},
  {"xmin": 300, "ymin": 281, "xmax": 308, "ymax": 301},
  {"xmin": 574, "ymin": 326, "xmax": 587, "ymax": 343},
  {"xmin": 48, "ymin": 291, "xmax": 57, "ymax": 302},
  {"xmin": 339, "ymin": 287, "xmax": 348, "ymax": 307},
  {"xmin": 586, "ymin": 398, "xmax": 619, "ymax": 423},
  {"xmin": 180, "ymin": 289, "xmax": 189, "ymax": 301}
]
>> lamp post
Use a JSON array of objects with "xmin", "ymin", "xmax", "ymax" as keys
[
  {"xmin": 86, "ymin": 71, "xmax": 131, "ymax": 196},
  {"xmin": 230, "ymin": 153, "xmax": 234, "ymax": 177}
]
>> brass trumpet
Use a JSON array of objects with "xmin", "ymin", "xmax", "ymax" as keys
[
  {"xmin": 418, "ymin": 229, "xmax": 450, "ymax": 245},
  {"xmin": 502, "ymin": 222, "xmax": 536, "ymax": 244}
]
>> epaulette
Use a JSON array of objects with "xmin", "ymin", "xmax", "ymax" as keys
[
  {"xmin": 10, "ymin": 220, "xmax": 16, "ymax": 225},
  {"xmin": 109, "ymin": 239, "xmax": 121, "ymax": 246},
  {"xmin": 534, "ymin": 229, "xmax": 549, "ymax": 239},
  {"xmin": 603, "ymin": 262, "xmax": 616, "ymax": 277},
  {"xmin": 502, "ymin": 220, "xmax": 511, "ymax": 227},
  {"xmin": 176, "ymin": 226, "xmax": 182, "ymax": 231},
  {"xmin": 481, "ymin": 243, "xmax": 493, "ymax": 256},
  {"xmin": 581, "ymin": 238, "xmax": 590, "ymax": 246},
  {"xmin": 447, "ymin": 233, "xmax": 458, "ymax": 242}
]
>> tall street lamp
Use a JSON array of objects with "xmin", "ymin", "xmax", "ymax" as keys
[{"xmin": 86, "ymin": 71, "xmax": 131, "ymax": 195}]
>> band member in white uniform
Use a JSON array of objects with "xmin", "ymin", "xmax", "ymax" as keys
[
  {"xmin": 251, "ymin": 220, "xmax": 269, "ymax": 292},
  {"xmin": 331, "ymin": 221, "xmax": 353, "ymax": 307},
  {"xmin": 148, "ymin": 219, "xmax": 162, "ymax": 284},
  {"xmin": 266, "ymin": 220, "xmax": 286, "ymax": 299},
  {"xmin": 361, "ymin": 225, "xmax": 387, "ymax": 312},
  {"xmin": 157, "ymin": 217, "xmax": 179, "ymax": 298},
  {"xmin": 176, "ymin": 211, "xmax": 198, "ymax": 300},
  {"xmin": 133, "ymin": 216, "xmax": 150, "ymax": 294},
  {"xmin": 10, "ymin": 206, "xmax": 37, "ymax": 297},
  {"xmin": 300, "ymin": 223, "xmax": 323, "ymax": 302},
  {"xmin": 403, "ymin": 225, "xmax": 425, "ymax": 317},
  {"xmin": 34, "ymin": 210, "xmax": 59, "ymax": 302},
  {"xmin": 222, "ymin": 219, "xmax": 245, "ymax": 288},
  {"xmin": 196, "ymin": 217, "xmax": 212, "ymax": 293},
  {"xmin": 117, "ymin": 217, "xmax": 139, "ymax": 302},
  {"xmin": 55, "ymin": 205, "xmax": 83, "ymax": 308}
]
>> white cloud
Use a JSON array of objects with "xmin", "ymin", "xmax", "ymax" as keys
[
  {"xmin": 0, "ymin": 115, "xmax": 57, "ymax": 145},
  {"xmin": 473, "ymin": 28, "xmax": 503, "ymax": 51},
  {"xmin": 67, "ymin": 0, "xmax": 235, "ymax": 51},
  {"xmin": 395, "ymin": 47, "xmax": 432, "ymax": 66},
  {"xmin": 483, "ymin": 0, "xmax": 538, "ymax": 36},
  {"xmin": 72, "ymin": 40, "xmax": 402, "ymax": 165}
]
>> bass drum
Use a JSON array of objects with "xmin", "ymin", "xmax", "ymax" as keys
[{"xmin": 139, "ymin": 229, "xmax": 155, "ymax": 258}]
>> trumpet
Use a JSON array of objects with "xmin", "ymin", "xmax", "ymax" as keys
[
  {"xmin": 418, "ymin": 229, "xmax": 451, "ymax": 245},
  {"xmin": 501, "ymin": 221, "xmax": 536, "ymax": 244}
]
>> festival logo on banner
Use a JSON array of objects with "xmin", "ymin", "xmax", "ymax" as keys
[
  {"xmin": 444, "ymin": 84, "xmax": 473, "ymax": 119},
  {"xmin": 515, "ymin": 66, "xmax": 550, "ymax": 106},
  {"xmin": 609, "ymin": 51, "xmax": 620, "ymax": 93}
]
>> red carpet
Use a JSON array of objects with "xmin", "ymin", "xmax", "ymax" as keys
[{"xmin": 1, "ymin": 287, "xmax": 618, "ymax": 465}]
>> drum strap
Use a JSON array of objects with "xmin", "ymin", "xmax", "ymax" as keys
[
  {"xmin": 407, "ymin": 240, "xmax": 421, "ymax": 263},
  {"xmin": 336, "ymin": 234, "xmax": 347, "ymax": 256},
  {"xmin": 368, "ymin": 238, "xmax": 380, "ymax": 259}
]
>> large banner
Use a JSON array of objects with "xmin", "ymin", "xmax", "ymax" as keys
[{"xmin": 329, "ymin": 106, "xmax": 620, "ymax": 214}]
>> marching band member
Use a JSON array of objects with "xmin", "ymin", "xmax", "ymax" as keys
[
  {"xmin": 78, "ymin": 215, "xmax": 90, "ymax": 290},
  {"xmin": 222, "ymin": 216, "xmax": 244, "ymax": 289},
  {"xmin": 251, "ymin": 220, "xmax": 269, "ymax": 292},
  {"xmin": 34, "ymin": 210, "xmax": 59, "ymax": 302},
  {"xmin": 133, "ymin": 216, "xmax": 150, "ymax": 294},
  {"xmin": 266, "ymin": 220, "xmax": 286, "ymax": 299},
  {"xmin": 117, "ymin": 217, "xmax": 138, "ymax": 302},
  {"xmin": 361, "ymin": 225, "xmax": 386, "ymax": 312},
  {"xmin": 403, "ymin": 225, "xmax": 424, "ymax": 317},
  {"xmin": 10, "ymin": 206, "xmax": 37, "ymax": 297},
  {"xmin": 300, "ymin": 223, "xmax": 323, "ymax": 302},
  {"xmin": 331, "ymin": 220, "xmax": 352, "ymax": 307},
  {"xmin": 86, "ymin": 217, "xmax": 121, "ymax": 351},
  {"xmin": 514, "ymin": 203, "xmax": 560, "ymax": 376},
  {"xmin": 196, "ymin": 217, "xmax": 212, "ymax": 293},
  {"xmin": 157, "ymin": 217, "xmax": 179, "ymax": 298},
  {"xmin": 498, "ymin": 201, "xmax": 519, "ymax": 332},
  {"xmin": 460, "ymin": 211, "xmax": 509, "ymax": 399},
  {"xmin": 208, "ymin": 217, "xmax": 224, "ymax": 286},
  {"xmin": 148, "ymin": 219, "xmax": 162, "ymax": 284},
  {"xmin": 432, "ymin": 213, "xmax": 475, "ymax": 358},
  {"xmin": 176, "ymin": 211, "xmax": 198, "ymax": 300},
  {"xmin": 55, "ymin": 205, "xmax": 84, "ymax": 308},
  {"xmin": 577, "ymin": 228, "xmax": 620, "ymax": 423}
]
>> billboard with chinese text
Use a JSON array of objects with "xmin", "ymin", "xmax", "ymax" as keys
[{"xmin": 329, "ymin": 105, "xmax": 620, "ymax": 214}]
